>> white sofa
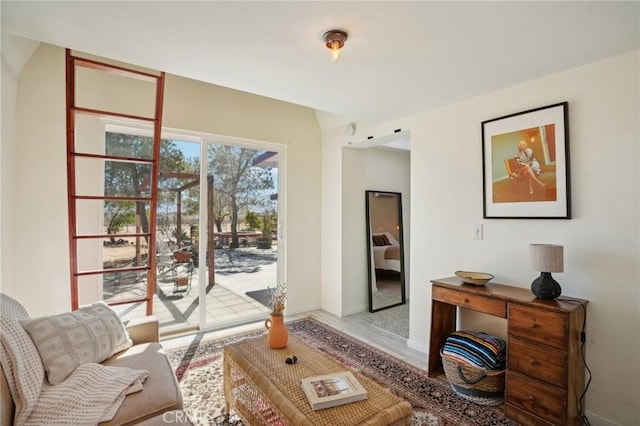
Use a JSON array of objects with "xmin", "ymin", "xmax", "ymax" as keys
[{"xmin": 0, "ymin": 294, "xmax": 189, "ymax": 425}]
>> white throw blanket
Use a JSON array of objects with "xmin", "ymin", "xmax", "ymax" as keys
[
  {"xmin": 1, "ymin": 294, "xmax": 149, "ymax": 425},
  {"xmin": 25, "ymin": 363, "xmax": 148, "ymax": 425}
]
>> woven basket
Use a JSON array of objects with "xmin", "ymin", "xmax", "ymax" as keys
[{"xmin": 440, "ymin": 349, "xmax": 505, "ymax": 406}]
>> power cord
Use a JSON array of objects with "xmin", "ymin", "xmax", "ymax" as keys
[{"xmin": 557, "ymin": 297, "xmax": 591, "ymax": 425}]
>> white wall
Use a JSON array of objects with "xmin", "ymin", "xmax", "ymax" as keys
[
  {"xmin": 341, "ymin": 147, "xmax": 410, "ymax": 315},
  {"xmin": 4, "ymin": 43, "xmax": 322, "ymax": 318},
  {"xmin": 321, "ymin": 116, "xmax": 415, "ymax": 317},
  {"xmin": 323, "ymin": 51, "xmax": 639, "ymax": 425}
]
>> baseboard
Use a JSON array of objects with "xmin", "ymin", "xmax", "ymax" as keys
[
  {"xmin": 407, "ymin": 337, "xmax": 427, "ymax": 353},
  {"xmin": 584, "ymin": 411, "xmax": 621, "ymax": 426},
  {"xmin": 342, "ymin": 304, "xmax": 368, "ymax": 316},
  {"xmin": 287, "ymin": 304, "xmax": 322, "ymax": 317}
]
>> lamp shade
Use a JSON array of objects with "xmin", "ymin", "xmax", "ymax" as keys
[{"xmin": 530, "ymin": 244, "xmax": 563, "ymax": 273}]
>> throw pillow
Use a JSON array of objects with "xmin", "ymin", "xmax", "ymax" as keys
[
  {"xmin": 372, "ymin": 234, "xmax": 391, "ymax": 246},
  {"xmin": 21, "ymin": 302, "xmax": 133, "ymax": 385}
]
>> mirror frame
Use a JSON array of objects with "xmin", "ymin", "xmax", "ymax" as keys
[{"xmin": 365, "ymin": 190, "xmax": 406, "ymax": 313}]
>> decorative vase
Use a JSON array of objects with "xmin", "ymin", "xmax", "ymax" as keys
[{"xmin": 265, "ymin": 315, "xmax": 288, "ymax": 349}]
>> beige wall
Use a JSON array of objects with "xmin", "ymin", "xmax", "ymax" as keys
[
  {"xmin": 323, "ymin": 50, "xmax": 639, "ymax": 425},
  {"xmin": 1, "ymin": 34, "xmax": 40, "ymax": 299},
  {"xmin": 3, "ymin": 43, "xmax": 322, "ymax": 318}
]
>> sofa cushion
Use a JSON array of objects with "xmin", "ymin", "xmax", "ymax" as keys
[
  {"xmin": 0, "ymin": 294, "xmax": 45, "ymax": 425},
  {"xmin": 100, "ymin": 342, "xmax": 183, "ymax": 426},
  {"xmin": 21, "ymin": 302, "xmax": 133, "ymax": 385}
]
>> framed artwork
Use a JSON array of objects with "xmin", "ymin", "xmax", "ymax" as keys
[{"xmin": 482, "ymin": 102, "xmax": 571, "ymax": 219}]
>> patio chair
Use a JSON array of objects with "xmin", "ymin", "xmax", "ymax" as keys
[
  {"xmin": 156, "ymin": 240, "xmax": 177, "ymax": 275},
  {"xmin": 171, "ymin": 250, "xmax": 194, "ymax": 293},
  {"xmin": 157, "ymin": 240, "xmax": 194, "ymax": 294}
]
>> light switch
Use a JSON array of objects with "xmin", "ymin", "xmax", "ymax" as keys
[{"xmin": 472, "ymin": 224, "xmax": 483, "ymax": 240}]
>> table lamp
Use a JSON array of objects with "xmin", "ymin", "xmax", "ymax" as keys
[{"xmin": 530, "ymin": 244, "xmax": 563, "ymax": 300}]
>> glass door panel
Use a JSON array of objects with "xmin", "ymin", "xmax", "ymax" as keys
[
  {"xmin": 154, "ymin": 139, "xmax": 201, "ymax": 333},
  {"xmin": 201, "ymin": 143, "xmax": 278, "ymax": 329}
]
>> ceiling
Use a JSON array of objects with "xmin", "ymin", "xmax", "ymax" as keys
[{"xmin": 2, "ymin": 1, "xmax": 639, "ymax": 131}]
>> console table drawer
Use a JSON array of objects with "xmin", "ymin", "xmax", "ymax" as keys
[
  {"xmin": 506, "ymin": 371, "xmax": 566, "ymax": 425},
  {"xmin": 508, "ymin": 304, "xmax": 568, "ymax": 349},
  {"xmin": 507, "ymin": 337, "xmax": 567, "ymax": 387},
  {"xmin": 432, "ymin": 286, "xmax": 506, "ymax": 317}
]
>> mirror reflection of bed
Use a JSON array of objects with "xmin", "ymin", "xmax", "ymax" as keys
[{"xmin": 366, "ymin": 191, "xmax": 406, "ymax": 312}]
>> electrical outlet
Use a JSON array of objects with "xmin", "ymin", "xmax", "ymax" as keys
[{"xmin": 472, "ymin": 224, "xmax": 483, "ymax": 240}]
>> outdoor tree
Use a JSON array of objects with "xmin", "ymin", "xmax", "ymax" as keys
[
  {"xmin": 104, "ymin": 201, "xmax": 136, "ymax": 243},
  {"xmin": 104, "ymin": 133, "xmax": 190, "ymax": 262},
  {"xmin": 212, "ymin": 189, "xmax": 232, "ymax": 232},
  {"xmin": 180, "ymin": 156, "xmax": 202, "ymax": 217},
  {"xmin": 262, "ymin": 209, "xmax": 277, "ymax": 237},
  {"xmin": 257, "ymin": 208, "xmax": 277, "ymax": 249},
  {"xmin": 244, "ymin": 211, "xmax": 261, "ymax": 231},
  {"xmin": 159, "ymin": 155, "xmax": 200, "ymax": 247},
  {"xmin": 207, "ymin": 145, "xmax": 274, "ymax": 249}
]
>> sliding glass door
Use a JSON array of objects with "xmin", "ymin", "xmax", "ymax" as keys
[
  {"xmin": 103, "ymin": 126, "xmax": 284, "ymax": 333},
  {"xmin": 198, "ymin": 141, "xmax": 281, "ymax": 330}
]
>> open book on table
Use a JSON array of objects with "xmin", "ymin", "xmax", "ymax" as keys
[{"xmin": 301, "ymin": 371, "xmax": 368, "ymax": 411}]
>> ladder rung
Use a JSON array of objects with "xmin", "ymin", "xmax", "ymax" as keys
[
  {"xmin": 74, "ymin": 195, "xmax": 152, "ymax": 202},
  {"xmin": 107, "ymin": 297, "xmax": 149, "ymax": 307},
  {"xmin": 72, "ymin": 56, "xmax": 161, "ymax": 83},
  {"xmin": 74, "ymin": 233, "xmax": 150, "ymax": 239},
  {"xmin": 76, "ymin": 266, "xmax": 149, "ymax": 276},
  {"xmin": 73, "ymin": 152, "xmax": 155, "ymax": 164},
  {"xmin": 73, "ymin": 106, "xmax": 156, "ymax": 123}
]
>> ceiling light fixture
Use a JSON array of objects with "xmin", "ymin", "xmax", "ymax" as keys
[{"xmin": 323, "ymin": 29, "xmax": 348, "ymax": 63}]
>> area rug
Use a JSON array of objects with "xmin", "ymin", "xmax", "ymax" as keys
[{"xmin": 165, "ymin": 317, "xmax": 519, "ymax": 426}]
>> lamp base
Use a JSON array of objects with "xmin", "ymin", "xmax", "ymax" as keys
[{"xmin": 531, "ymin": 272, "xmax": 561, "ymax": 300}]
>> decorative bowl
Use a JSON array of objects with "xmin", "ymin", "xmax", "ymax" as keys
[{"xmin": 455, "ymin": 270, "xmax": 494, "ymax": 286}]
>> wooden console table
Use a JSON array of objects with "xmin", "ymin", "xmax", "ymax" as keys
[{"xmin": 428, "ymin": 277, "xmax": 588, "ymax": 426}]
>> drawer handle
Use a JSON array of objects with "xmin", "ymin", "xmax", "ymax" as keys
[
  {"xmin": 527, "ymin": 395, "xmax": 536, "ymax": 402},
  {"xmin": 463, "ymin": 298, "xmax": 469, "ymax": 304},
  {"xmin": 531, "ymin": 323, "xmax": 539, "ymax": 329},
  {"xmin": 529, "ymin": 359, "xmax": 538, "ymax": 366},
  {"xmin": 456, "ymin": 366, "xmax": 487, "ymax": 385}
]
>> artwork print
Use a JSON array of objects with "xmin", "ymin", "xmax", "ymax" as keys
[{"xmin": 482, "ymin": 102, "xmax": 570, "ymax": 219}]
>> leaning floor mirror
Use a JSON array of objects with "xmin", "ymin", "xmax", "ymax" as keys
[{"xmin": 365, "ymin": 190, "xmax": 406, "ymax": 312}]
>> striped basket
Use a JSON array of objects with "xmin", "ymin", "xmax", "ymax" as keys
[{"xmin": 440, "ymin": 349, "xmax": 505, "ymax": 406}]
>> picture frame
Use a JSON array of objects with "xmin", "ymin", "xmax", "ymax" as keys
[{"xmin": 481, "ymin": 102, "xmax": 571, "ymax": 219}]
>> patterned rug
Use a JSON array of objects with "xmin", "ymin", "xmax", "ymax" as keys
[{"xmin": 165, "ymin": 317, "xmax": 519, "ymax": 426}]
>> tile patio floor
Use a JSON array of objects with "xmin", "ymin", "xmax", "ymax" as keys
[{"xmin": 112, "ymin": 247, "xmax": 275, "ymax": 337}]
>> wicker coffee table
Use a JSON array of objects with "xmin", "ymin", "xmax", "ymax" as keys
[{"xmin": 223, "ymin": 333, "xmax": 412, "ymax": 426}]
